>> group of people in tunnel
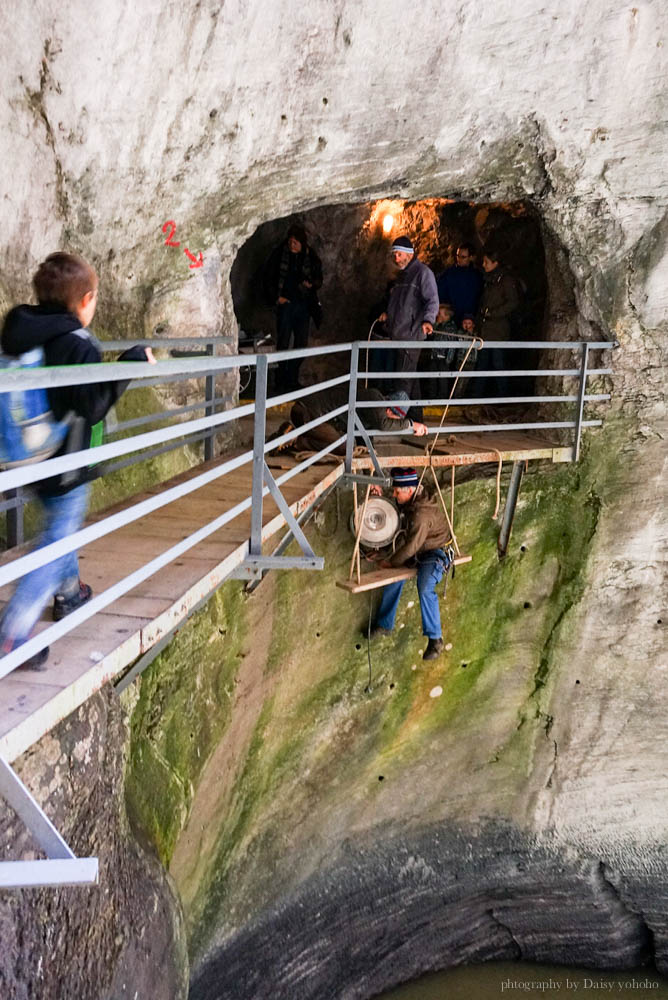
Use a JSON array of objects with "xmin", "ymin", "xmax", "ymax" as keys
[
  {"xmin": 261, "ymin": 226, "xmax": 524, "ymax": 662},
  {"xmin": 262, "ymin": 224, "xmax": 522, "ymax": 416}
]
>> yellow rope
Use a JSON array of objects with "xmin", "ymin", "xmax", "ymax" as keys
[
  {"xmin": 416, "ymin": 335, "xmax": 483, "ymax": 494},
  {"xmin": 349, "ymin": 483, "xmax": 372, "ymax": 582},
  {"xmin": 428, "ymin": 465, "xmax": 460, "ymax": 556}
]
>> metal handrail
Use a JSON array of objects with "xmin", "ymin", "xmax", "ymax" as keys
[{"xmin": 0, "ymin": 336, "xmax": 616, "ymax": 676}]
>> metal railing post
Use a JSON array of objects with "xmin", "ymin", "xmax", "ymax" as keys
[
  {"xmin": 345, "ymin": 344, "xmax": 359, "ymax": 474},
  {"xmin": 498, "ymin": 460, "xmax": 524, "ymax": 558},
  {"xmin": 573, "ymin": 343, "xmax": 589, "ymax": 462},
  {"xmin": 250, "ymin": 354, "xmax": 268, "ymax": 556},
  {"xmin": 204, "ymin": 342, "xmax": 215, "ymax": 462},
  {"xmin": 5, "ymin": 490, "xmax": 24, "ymax": 549}
]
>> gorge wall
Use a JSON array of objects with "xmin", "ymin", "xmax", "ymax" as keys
[{"xmin": 0, "ymin": 1, "xmax": 667, "ymax": 998}]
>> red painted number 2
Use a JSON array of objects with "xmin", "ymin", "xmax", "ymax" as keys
[
  {"xmin": 162, "ymin": 220, "xmax": 180, "ymax": 247},
  {"xmin": 161, "ymin": 220, "xmax": 204, "ymax": 269}
]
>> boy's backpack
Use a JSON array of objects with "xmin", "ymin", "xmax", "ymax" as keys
[{"xmin": 0, "ymin": 347, "xmax": 72, "ymax": 469}]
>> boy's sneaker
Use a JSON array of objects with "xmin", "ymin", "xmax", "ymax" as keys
[
  {"xmin": 1, "ymin": 636, "xmax": 49, "ymax": 672},
  {"xmin": 17, "ymin": 647, "xmax": 50, "ymax": 671},
  {"xmin": 53, "ymin": 582, "xmax": 93, "ymax": 621}
]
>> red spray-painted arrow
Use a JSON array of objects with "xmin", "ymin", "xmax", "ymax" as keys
[{"xmin": 184, "ymin": 248, "xmax": 204, "ymax": 269}]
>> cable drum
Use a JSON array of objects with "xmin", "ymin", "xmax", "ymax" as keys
[{"xmin": 350, "ymin": 496, "xmax": 400, "ymax": 549}]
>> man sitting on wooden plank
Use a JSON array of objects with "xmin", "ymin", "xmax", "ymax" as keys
[{"xmin": 368, "ymin": 467, "xmax": 454, "ymax": 661}]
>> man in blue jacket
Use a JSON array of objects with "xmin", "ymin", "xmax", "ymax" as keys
[
  {"xmin": 377, "ymin": 236, "xmax": 439, "ymax": 407},
  {"xmin": 435, "ymin": 243, "xmax": 484, "ymax": 327}
]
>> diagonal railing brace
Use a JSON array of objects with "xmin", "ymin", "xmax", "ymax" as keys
[
  {"xmin": 0, "ymin": 757, "xmax": 98, "ymax": 889},
  {"xmin": 244, "ymin": 461, "xmax": 324, "ymax": 571}
]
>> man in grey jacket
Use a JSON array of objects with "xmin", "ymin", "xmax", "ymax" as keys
[{"xmin": 377, "ymin": 236, "xmax": 439, "ymax": 406}]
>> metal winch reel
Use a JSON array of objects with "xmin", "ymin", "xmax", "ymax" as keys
[{"xmin": 350, "ymin": 495, "xmax": 401, "ymax": 550}]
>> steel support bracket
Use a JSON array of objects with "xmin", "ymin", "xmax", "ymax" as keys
[
  {"xmin": 497, "ymin": 460, "xmax": 525, "ymax": 559},
  {"xmin": 342, "ymin": 473, "xmax": 392, "ymax": 488},
  {"xmin": 0, "ymin": 757, "xmax": 98, "ymax": 889},
  {"xmin": 352, "ymin": 413, "xmax": 388, "ymax": 483}
]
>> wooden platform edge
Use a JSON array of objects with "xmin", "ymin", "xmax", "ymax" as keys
[{"xmin": 336, "ymin": 555, "xmax": 472, "ymax": 593}]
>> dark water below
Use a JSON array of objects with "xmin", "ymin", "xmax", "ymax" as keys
[{"xmin": 377, "ymin": 963, "xmax": 668, "ymax": 1000}]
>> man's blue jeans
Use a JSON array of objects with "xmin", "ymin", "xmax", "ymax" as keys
[
  {"xmin": 0, "ymin": 482, "xmax": 90, "ymax": 649},
  {"xmin": 375, "ymin": 552, "xmax": 446, "ymax": 639}
]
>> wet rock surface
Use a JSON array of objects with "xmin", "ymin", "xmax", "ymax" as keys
[{"xmin": 190, "ymin": 822, "xmax": 664, "ymax": 1000}]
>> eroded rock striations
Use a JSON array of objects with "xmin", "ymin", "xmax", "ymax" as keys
[{"xmin": 0, "ymin": 1, "xmax": 667, "ymax": 998}]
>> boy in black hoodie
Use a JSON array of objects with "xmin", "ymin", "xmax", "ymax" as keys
[{"xmin": 0, "ymin": 252, "xmax": 154, "ymax": 670}]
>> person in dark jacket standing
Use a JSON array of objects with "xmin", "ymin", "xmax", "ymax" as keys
[
  {"xmin": 476, "ymin": 248, "xmax": 521, "ymax": 403},
  {"xmin": 263, "ymin": 224, "xmax": 323, "ymax": 393},
  {"xmin": 0, "ymin": 252, "xmax": 155, "ymax": 670},
  {"xmin": 377, "ymin": 236, "xmax": 439, "ymax": 405},
  {"xmin": 367, "ymin": 467, "xmax": 453, "ymax": 661},
  {"xmin": 435, "ymin": 243, "xmax": 484, "ymax": 327}
]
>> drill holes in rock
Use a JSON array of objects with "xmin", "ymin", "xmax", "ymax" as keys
[
  {"xmin": 389, "ymin": 683, "xmax": 395, "ymax": 690},
  {"xmin": 520, "ymin": 545, "xmax": 527, "ymax": 553},
  {"xmin": 461, "ymin": 662, "xmax": 468, "ymax": 669},
  {"xmin": 523, "ymin": 601, "xmax": 532, "ymax": 609},
  {"xmin": 378, "ymin": 775, "xmax": 384, "ymax": 781},
  {"xmin": 575, "ymin": 679, "xmax": 580, "ymax": 685},
  {"xmin": 429, "ymin": 686, "xmax": 443, "ymax": 698},
  {"xmin": 355, "ymin": 643, "xmax": 361, "ymax": 651}
]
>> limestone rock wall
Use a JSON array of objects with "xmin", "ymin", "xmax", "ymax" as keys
[
  {"xmin": 0, "ymin": 689, "xmax": 188, "ymax": 1000},
  {"xmin": 1, "ymin": 1, "xmax": 667, "ymax": 998}
]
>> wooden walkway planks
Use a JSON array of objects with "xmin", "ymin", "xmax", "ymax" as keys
[{"xmin": 0, "ymin": 457, "xmax": 343, "ymax": 763}]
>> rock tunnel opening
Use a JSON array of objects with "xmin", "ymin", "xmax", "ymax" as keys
[{"xmin": 230, "ymin": 197, "xmax": 579, "ymax": 397}]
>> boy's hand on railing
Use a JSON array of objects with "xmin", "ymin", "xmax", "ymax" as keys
[
  {"xmin": 412, "ymin": 421, "xmax": 428, "ymax": 436},
  {"xmin": 144, "ymin": 348, "xmax": 157, "ymax": 364},
  {"xmin": 369, "ymin": 484, "xmax": 383, "ymax": 497},
  {"xmin": 422, "ymin": 322, "xmax": 433, "ymax": 336}
]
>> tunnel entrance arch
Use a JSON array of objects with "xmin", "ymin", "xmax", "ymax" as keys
[{"xmin": 230, "ymin": 198, "xmax": 578, "ymax": 395}]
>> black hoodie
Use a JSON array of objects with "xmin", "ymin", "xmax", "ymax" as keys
[{"xmin": 2, "ymin": 304, "xmax": 148, "ymax": 495}]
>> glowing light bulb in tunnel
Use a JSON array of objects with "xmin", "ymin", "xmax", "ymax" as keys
[{"xmin": 382, "ymin": 213, "xmax": 394, "ymax": 234}]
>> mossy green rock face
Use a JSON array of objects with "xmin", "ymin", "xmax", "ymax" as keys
[
  {"xmin": 180, "ymin": 459, "xmax": 604, "ymax": 961},
  {"xmin": 123, "ymin": 416, "xmax": 637, "ymax": 979},
  {"xmin": 125, "ymin": 582, "xmax": 247, "ymax": 866}
]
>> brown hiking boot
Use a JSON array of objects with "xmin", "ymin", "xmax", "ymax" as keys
[{"xmin": 422, "ymin": 638, "xmax": 444, "ymax": 660}]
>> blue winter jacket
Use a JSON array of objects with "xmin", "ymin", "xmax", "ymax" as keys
[
  {"xmin": 435, "ymin": 265, "xmax": 484, "ymax": 326},
  {"xmin": 386, "ymin": 258, "xmax": 439, "ymax": 341}
]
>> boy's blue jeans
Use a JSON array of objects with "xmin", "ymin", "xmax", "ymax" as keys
[
  {"xmin": 375, "ymin": 551, "xmax": 446, "ymax": 639},
  {"xmin": 0, "ymin": 482, "xmax": 89, "ymax": 649}
]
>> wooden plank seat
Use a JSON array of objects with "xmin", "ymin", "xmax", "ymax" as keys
[{"xmin": 336, "ymin": 555, "xmax": 472, "ymax": 593}]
